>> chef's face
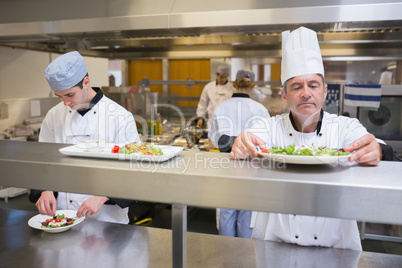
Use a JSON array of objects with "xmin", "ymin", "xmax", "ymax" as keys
[
  {"xmin": 282, "ymin": 74, "xmax": 327, "ymax": 117},
  {"xmin": 54, "ymin": 76, "xmax": 91, "ymax": 111},
  {"xmin": 216, "ymin": 73, "xmax": 229, "ymax": 85}
]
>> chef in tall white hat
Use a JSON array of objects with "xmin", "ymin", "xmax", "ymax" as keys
[
  {"xmin": 196, "ymin": 64, "xmax": 235, "ymax": 128},
  {"xmin": 29, "ymin": 51, "xmax": 140, "ymax": 224},
  {"xmin": 229, "ymin": 27, "xmax": 385, "ymax": 250}
]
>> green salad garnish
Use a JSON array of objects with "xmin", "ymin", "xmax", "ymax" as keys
[{"xmin": 268, "ymin": 144, "xmax": 350, "ymax": 156}]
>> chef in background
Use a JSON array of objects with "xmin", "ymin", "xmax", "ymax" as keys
[
  {"xmin": 230, "ymin": 26, "xmax": 389, "ymax": 251},
  {"xmin": 209, "ymin": 69, "xmax": 270, "ymax": 238},
  {"xmin": 29, "ymin": 51, "xmax": 140, "ymax": 224},
  {"xmin": 261, "ymin": 86, "xmax": 289, "ymax": 116},
  {"xmin": 196, "ymin": 65, "xmax": 235, "ymax": 128}
]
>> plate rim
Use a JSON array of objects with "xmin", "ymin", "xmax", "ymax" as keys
[
  {"xmin": 257, "ymin": 151, "xmax": 352, "ymax": 165},
  {"xmin": 28, "ymin": 209, "xmax": 85, "ymax": 232},
  {"xmin": 59, "ymin": 143, "xmax": 184, "ymax": 162}
]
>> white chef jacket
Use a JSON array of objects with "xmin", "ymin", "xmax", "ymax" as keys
[
  {"xmin": 208, "ymin": 94, "xmax": 270, "ymax": 148},
  {"xmin": 39, "ymin": 93, "xmax": 140, "ymax": 224},
  {"xmin": 209, "ymin": 94, "xmax": 270, "ymax": 233},
  {"xmin": 196, "ymin": 80, "xmax": 235, "ymax": 119},
  {"xmin": 248, "ymin": 111, "xmax": 368, "ymax": 251}
]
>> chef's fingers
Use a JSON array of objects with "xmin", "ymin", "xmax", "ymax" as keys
[
  {"xmin": 36, "ymin": 191, "xmax": 56, "ymax": 216},
  {"xmin": 347, "ymin": 134, "xmax": 381, "ymax": 166},
  {"xmin": 76, "ymin": 207, "xmax": 85, "ymax": 217},
  {"xmin": 36, "ymin": 200, "xmax": 54, "ymax": 216},
  {"xmin": 343, "ymin": 134, "xmax": 374, "ymax": 153},
  {"xmin": 353, "ymin": 152, "xmax": 381, "ymax": 166},
  {"xmin": 242, "ymin": 131, "xmax": 266, "ymax": 156},
  {"xmin": 230, "ymin": 131, "xmax": 264, "ymax": 159}
]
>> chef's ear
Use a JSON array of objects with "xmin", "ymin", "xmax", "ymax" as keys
[
  {"xmin": 323, "ymin": 84, "xmax": 328, "ymax": 101},
  {"xmin": 281, "ymin": 88, "xmax": 287, "ymax": 102}
]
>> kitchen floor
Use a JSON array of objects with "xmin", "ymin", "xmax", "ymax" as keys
[{"xmin": 2, "ymin": 192, "xmax": 402, "ymax": 256}]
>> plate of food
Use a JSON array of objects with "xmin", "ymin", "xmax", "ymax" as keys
[
  {"xmin": 59, "ymin": 142, "xmax": 184, "ymax": 162},
  {"xmin": 28, "ymin": 210, "xmax": 85, "ymax": 233},
  {"xmin": 257, "ymin": 144, "xmax": 352, "ymax": 165}
]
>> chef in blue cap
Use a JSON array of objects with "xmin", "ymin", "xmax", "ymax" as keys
[
  {"xmin": 209, "ymin": 69, "xmax": 270, "ymax": 239},
  {"xmin": 29, "ymin": 51, "xmax": 140, "ymax": 224}
]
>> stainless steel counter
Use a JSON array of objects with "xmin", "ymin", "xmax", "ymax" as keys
[
  {"xmin": 2, "ymin": 208, "xmax": 402, "ymax": 268},
  {"xmin": 1, "ymin": 140, "xmax": 402, "ymax": 224},
  {"xmin": 1, "ymin": 140, "xmax": 402, "ymax": 267}
]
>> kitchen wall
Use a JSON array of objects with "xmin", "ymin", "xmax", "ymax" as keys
[{"xmin": 0, "ymin": 47, "xmax": 109, "ymax": 132}]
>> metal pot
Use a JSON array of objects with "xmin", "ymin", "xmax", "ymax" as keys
[{"xmin": 183, "ymin": 126, "xmax": 208, "ymax": 146}]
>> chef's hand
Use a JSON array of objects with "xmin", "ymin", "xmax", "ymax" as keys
[
  {"xmin": 229, "ymin": 131, "xmax": 266, "ymax": 159},
  {"xmin": 36, "ymin": 191, "xmax": 57, "ymax": 216},
  {"xmin": 196, "ymin": 119, "xmax": 203, "ymax": 128},
  {"xmin": 343, "ymin": 133, "xmax": 382, "ymax": 166},
  {"xmin": 77, "ymin": 196, "xmax": 109, "ymax": 217}
]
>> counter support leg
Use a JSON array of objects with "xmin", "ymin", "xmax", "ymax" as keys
[{"xmin": 172, "ymin": 204, "xmax": 187, "ymax": 268}]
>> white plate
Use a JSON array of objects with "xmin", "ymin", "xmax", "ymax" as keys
[
  {"xmin": 257, "ymin": 152, "xmax": 352, "ymax": 165},
  {"xmin": 28, "ymin": 210, "xmax": 85, "ymax": 233},
  {"xmin": 59, "ymin": 143, "xmax": 184, "ymax": 162}
]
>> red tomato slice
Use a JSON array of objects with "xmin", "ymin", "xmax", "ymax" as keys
[
  {"xmin": 111, "ymin": 145, "xmax": 120, "ymax": 153},
  {"xmin": 260, "ymin": 148, "xmax": 270, "ymax": 153}
]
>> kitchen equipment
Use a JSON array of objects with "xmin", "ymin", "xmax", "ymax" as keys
[
  {"xmin": 104, "ymin": 87, "xmax": 158, "ymax": 121},
  {"xmin": 357, "ymin": 88, "xmax": 402, "ymax": 141},
  {"xmin": 183, "ymin": 126, "xmax": 208, "ymax": 146}
]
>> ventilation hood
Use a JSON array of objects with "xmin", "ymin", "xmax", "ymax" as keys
[{"xmin": 0, "ymin": 0, "xmax": 402, "ymax": 60}]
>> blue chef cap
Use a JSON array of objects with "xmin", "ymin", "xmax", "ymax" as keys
[
  {"xmin": 235, "ymin": 69, "xmax": 255, "ymax": 82},
  {"xmin": 45, "ymin": 51, "xmax": 88, "ymax": 91}
]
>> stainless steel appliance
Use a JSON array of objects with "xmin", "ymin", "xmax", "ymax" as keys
[{"xmin": 356, "ymin": 85, "xmax": 402, "ymax": 154}]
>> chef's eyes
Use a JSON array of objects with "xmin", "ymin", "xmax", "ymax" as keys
[
  {"xmin": 55, "ymin": 94, "xmax": 74, "ymax": 98},
  {"xmin": 291, "ymin": 84, "xmax": 319, "ymax": 91}
]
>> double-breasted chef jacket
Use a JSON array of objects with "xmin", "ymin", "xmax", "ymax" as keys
[
  {"xmin": 196, "ymin": 80, "xmax": 235, "ymax": 120},
  {"xmin": 31, "ymin": 88, "xmax": 140, "ymax": 224},
  {"xmin": 249, "ymin": 110, "xmax": 367, "ymax": 251}
]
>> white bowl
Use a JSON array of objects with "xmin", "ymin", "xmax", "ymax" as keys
[{"xmin": 28, "ymin": 210, "xmax": 85, "ymax": 233}]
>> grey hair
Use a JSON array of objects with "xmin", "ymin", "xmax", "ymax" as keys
[{"xmin": 282, "ymin": 74, "xmax": 325, "ymax": 94}]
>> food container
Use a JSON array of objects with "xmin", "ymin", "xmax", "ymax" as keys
[{"xmin": 83, "ymin": 140, "xmax": 106, "ymax": 152}]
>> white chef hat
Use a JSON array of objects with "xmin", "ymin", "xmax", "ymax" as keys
[
  {"xmin": 45, "ymin": 51, "xmax": 88, "ymax": 91},
  {"xmin": 281, "ymin": 27, "xmax": 324, "ymax": 84},
  {"xmin": 217, "ymin": 65, "xmax": 230, "ymax": 74}
]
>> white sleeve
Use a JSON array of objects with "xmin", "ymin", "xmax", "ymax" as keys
[
  {"xmin": 196, "ymin": 85, "xmax": 209, "ymax": 118},
  {"xmin": 245, "ymin": 117, "xmax": 272, "ymax": 147},
  {"xmin": 38, "ymin": 114, "xmax": 56, "ymax": 143},
  {"xmin": 207, "ymin": 112, "xmax": 219, "ymax": 147},
  {"xmin": 339, "ymin": 117, "xmax": 369, "ymax": 148}
]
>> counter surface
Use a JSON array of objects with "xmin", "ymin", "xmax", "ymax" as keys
[
  {"xmin": 2, "ymin": 208, "xmax": 402, "ymax": 268},
  {"xmin": 1, "ymin": 140, "xmax": 402, "ymax": 225}
]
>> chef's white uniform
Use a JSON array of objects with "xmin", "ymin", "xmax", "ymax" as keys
[
  {"xmin": 39, "ymin": 92, "xmax": 140, "ymax": 224},
  {"xmin": 249, "ymin": 111, "xmax": 367, "ymax": 251},
  {"xmin": 209, "ymin": 94, "xmax": 270, "ymax": 148},
  {"xmin": 209, "ymin": 94, "xmax": 270, "ymax": 238},
  {"xmin": 196, "ymin": 81, "xmax": 235, "ymax": 120}
]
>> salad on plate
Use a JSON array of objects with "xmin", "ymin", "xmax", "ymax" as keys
[
  {"xmin": 260, "ymin": 144, "xmax": 350, "ymax": 156},
  {"xmin": 111, "ymin": 143, "xmax": 163, "ymax": 156},
  {"xmin": 28, "ymin": 209, "xmax": 85, "ymax": 233},
  {"xmin": 41, "ymin": 213, "xmax": 76, "ymax": 229}
]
